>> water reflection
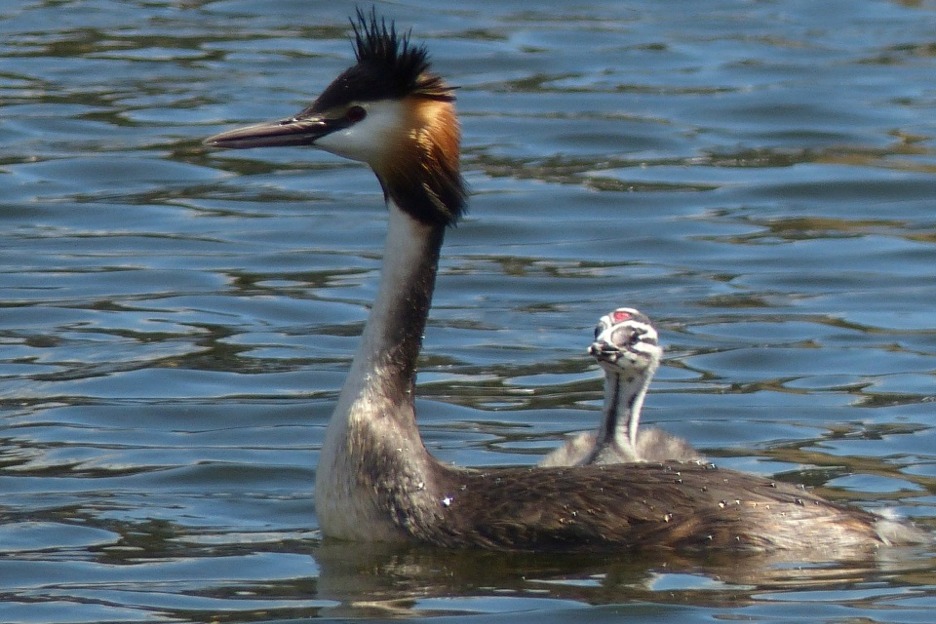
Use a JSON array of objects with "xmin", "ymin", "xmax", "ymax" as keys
[{"xmin": 313, "ymin": 540, "xmax": 936, "ymax": 619}]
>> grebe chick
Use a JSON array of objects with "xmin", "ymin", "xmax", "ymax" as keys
[
  {"xmin": 540, "ymin": 308, "xmax": 701, "ymax": 467},
  {"xmin": 205, "ymin": 11, "xmax": 925, "ymax": 552}
]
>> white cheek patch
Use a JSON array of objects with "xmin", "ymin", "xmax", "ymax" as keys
[{"xmin": 314, "ymin": 100, "xmax": 405, "ymax": 164}]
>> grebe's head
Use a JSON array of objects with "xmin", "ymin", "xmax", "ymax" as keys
[
  {"xmin": 205, "ymin": 8, "xmax": 466, "ymax": 227},
  {"xmin": 589, "ymin": 307, "xmax": 662, "ymax": 375}
]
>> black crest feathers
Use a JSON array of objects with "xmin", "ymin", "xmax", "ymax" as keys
[
  {"xmin": 350, "ymin": 8, "xmax": 454, "ymax": 102},
  {"xmin": 310, "ymin": 9, "xmax": 455, "ymax": 111},
  {"xmin": 352, "ymin": 9, "xmax": 426, "ymax": 85}
]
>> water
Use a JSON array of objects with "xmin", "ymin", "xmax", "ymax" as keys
[{"xmin": 2, "ymin": 0, "xmax": 935, "ymax": 621}]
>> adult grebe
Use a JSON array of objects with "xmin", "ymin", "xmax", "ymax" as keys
[
  {"xmin": 205, "ymin": 10, "xmax": 924, "ymax": 552},
  {"xmin": 540, "ymin": 308, "xmax": 701, "ymax": 467}
]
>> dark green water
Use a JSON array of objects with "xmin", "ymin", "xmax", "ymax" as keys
[{"xmin": 1, "ymin": 0, "xmax": 935, "ymax": 622}]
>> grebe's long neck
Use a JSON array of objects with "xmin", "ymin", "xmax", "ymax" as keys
[
  {"xmin": 315, "ymin": 199, "xmax": 446, "ymax": 540},
  {"xmin": 343, "ymin": 200, "xmax": 442, "ymax": 406},
  {"xmin": 587, "ymin": 365, "xmax": 654, "ymax": 464}
]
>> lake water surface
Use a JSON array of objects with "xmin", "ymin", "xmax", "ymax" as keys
[{"xmin": 2, "ymin": 1, "xmax": 935, "ymax": 622}]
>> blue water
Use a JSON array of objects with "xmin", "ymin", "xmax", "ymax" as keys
[{"xmin": 2, "ymin": 0, "xmax": 935, "ymax": 622}]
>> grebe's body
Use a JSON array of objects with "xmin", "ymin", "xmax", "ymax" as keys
[
  {"xmin": 206, "ymin": 11, "xmax": 925, "ymax": 552},
  {"xmin": 541, "ymin": 308, "xmax": 701, "ymax": 467}
]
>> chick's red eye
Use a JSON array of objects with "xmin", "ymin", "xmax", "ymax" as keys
[{"xmin": 346, "ymin": 106, "xmax": 367, "ymax": 123}]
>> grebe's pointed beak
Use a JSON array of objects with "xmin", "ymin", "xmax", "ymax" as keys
[{"xmin": 204, "ymin": 113, "xmax": 350, "ymax": 149}]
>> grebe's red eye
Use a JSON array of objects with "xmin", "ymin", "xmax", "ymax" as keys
[{"xmin": 346, "ymin": 106, "xmax": 367, "ymax": 123}]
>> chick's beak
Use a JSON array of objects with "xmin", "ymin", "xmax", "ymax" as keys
[
  {"xmin": 204, "ymin": 113, "xmax": 349, "ymax": 149},
  {"xmin": 588, "ymin": 339, "xmax": 620, "ymax": 362}
]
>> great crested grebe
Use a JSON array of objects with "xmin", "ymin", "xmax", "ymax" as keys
[
  {"xmin": 540, "ymin": 308, "xmax": 701, "ymax": 467},
  {"xmin": 205, "ymin": 11, "xmax": 925, "ymax": 552}
]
